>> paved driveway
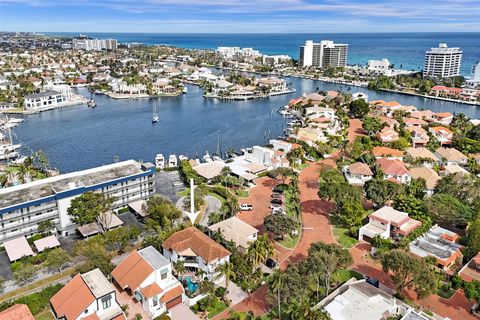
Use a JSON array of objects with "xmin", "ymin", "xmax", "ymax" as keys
[
  {"xmin": 170, "ymin": 303, "xmax": 199, "ymax": 320},
  {"xmin": 200, "ymin": 195, "xmax": 221, "ymax": 227},
  {"xmin": 156, "ymin": 170, "xmax": 185, "ymax": 203}
]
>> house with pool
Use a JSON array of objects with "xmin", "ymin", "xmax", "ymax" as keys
[
  {"xmin": 111, "ymin": 246, "xmax": 184, "ymax": 318},
  {"xmin": 162, "ymin": 226, "xmax": 231, "ymax": 283}
]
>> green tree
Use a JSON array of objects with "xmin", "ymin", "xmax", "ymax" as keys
[
  {"xmin": 44, "ymin": 248, "xmax": 71, "ymax": 274},
  {"xmin": 464, "ymin": 219, "xmax": 480, "ymax": 261},
  {"xmin": 363, "ymin": 117, "xmax": 384, "ymax": 136},
  {"xmin": 380, "ymin": 249, "xmax": 437, "ymax": 298},
  {"xmin": 73, "ymin": 239, "xmax": 115, "ymax": 275},
  {"xmin": 247, "ymin": 234, "xmax": 274, "ymax": 268},
  {"xmin": 365, "ymin": 179, "xmax": 403, "ymax": 206},
  {"xmin": 393, "ymin": 195, "xmax": 429, "ymax": 222},
  {"xmin": 348, "ymin": 99, "xmax": 370, "ymax": 118},
  {"xmin": 215, "ymin": 261, "xmax": 236, "ymax": 287},
  {"xmin": 174, "ymin": 260, "xmax": 186, "ymax": 275},
  {"xmin": 264, "ymin": 214, "xmax": 296, "ymax": 240},
  {"xmin": 425, "ymin": 193, "xmax": 473, "ymax": 230},
  {"xmin": 67, "ymin": 191, "xmax": 114, "ymax": 233},
  {"xmin": 144, "ymin": 195, "xmax": 182, "ymax": 230},
  {"xmin": 104, "ymin": 225, "xmax": 141, "ymax": 253},
  {"xmin": 13, "ymin": 262, "xmax": 37, "ymax": 286},
  {"xmin": 405, "ymin": 178, "xmax": 427, "ymax": 199},
  {"xmin": 334, "ymin": 198, "xmax": 367, "ymax": 234},
  {"xmin": 37, "ymin": 219, "xmax": 55, "ymax": 235},
  {"xmin": 464, "ymin": 281, "xmax": 480, "ymax": 304}
]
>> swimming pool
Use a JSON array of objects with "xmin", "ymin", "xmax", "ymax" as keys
[{"xmin": 179, "ymin": 276, "xmax": 199, "ymax": 293}]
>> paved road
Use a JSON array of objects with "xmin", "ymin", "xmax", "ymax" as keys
[{"xmin": 176, "ymin": 195, "xmax": 221, "ymax": 227}]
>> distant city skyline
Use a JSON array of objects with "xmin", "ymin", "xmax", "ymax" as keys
[{"xmin": 1, "ymin": 0, "xmax": 480, "ymax": 33}]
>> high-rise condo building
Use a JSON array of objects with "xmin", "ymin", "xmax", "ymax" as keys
[
  {"xmin": 299, "ymin": 40, "xmax": 348, "ymax": 69},
  {"xmin": 423, "ymin": 43, "xmax": 462, "ymax": 78}
]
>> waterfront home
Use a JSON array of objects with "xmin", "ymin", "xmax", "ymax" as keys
[
  {"xmin": 372, "ymin": 146, "xmax": 404, "ymax": 160},
  {"xmin": 376, "ymin": 158, "xmax": 411, "ymax": 184},
  {"xmin": 342, "ymin": 162, "xmax": 373, "ymax": 186},
  {"xmin": 244, "ymin": 145, "xmax": 289, "ymax": 169},
  {"xmin": 409, "ymin": 225, "xmax": 462, "ymax": 271},
  {"xmin": 429, "ymin": 126, "xmax": 453, "ymax": 145},
  {"xmin": 411, "ymin": 110, "xmax": 435, "ymax": 122},
  {"xmin": 404, "ymin": 117, "xmax": 427, "ymax": 127},
  {"xmin": 256, "ymin": 77, "xmax": 287, "ymax": 93},
  {"xmin": 431, "ymin": 85, "xmax": 462, "ymax": 99},
  {"xmin": 459, "ymin": 252, "xmax": 480, "ymax": 283},
  {"xmin": 295, "ymin": 127, "xmax": 328, "ymax": 145},
  {"xmin": 112, "ymin": 246, "xmax": 184, "ymax": 318},
  {"xmin": 0, "ymin": 102, "xmax": 18, "ymax": 111},
  {"xmin": 405, "ymin": 147, "xmax": 438, "ymax": 166},
  {"xmin": 435, "ymin": 147, "xmax": 468, "ymax": 166},
  {"xmin": 270, "ymin": 139, "xmax": 296, "ymax": 153},
  {"xmin": 406, "ymin": 126, "xmax": 430, "ymax": 147},
  {"xmin": 316, "ymin": 278, "xmax": 438, "ymax": 320},
  {"xmin": 162, "ymin": 227, "xmax": 231, "ymax": 283},
  {"xmin": 358, "ymin": 206, "xmax": 422, "ymax": 242},
  {"xmin": 153, "ymin": 78, "xmax": 179, "ymax": 95},
  {"xmin": 50, "ymin": 268, "xmax": 125, "ymax": 320},
  {"xmin": 0, "ymin": 160, "xmax": 155, "ymax": 243},
  {"xmin": 111, "ymin": 82, "xmax": 147, "ymax": 94},
  {"xmin": 433, "ymin": 112, "xmax": 454, "ymax": 125},
  {"xmin": 0, "ymin": 304, "xmax": 34, "ymax": 320},
  {"xmin": 376, "ymin": 127, "xmax": 399, "ymax": 143},
  {"xmin": 193, "ymin": 161, "xmax": 226, "ymax": 182},
  {"xmin": 208, "ymin": 216, "xmax": 258, "ymax": 252},
  {"xmin": 408, "ymin": 167, "xmax": 441, "ymax": 196},
  {"xmin": 24, "ymin": 91, "xmax": 64, "ymax": 110}
]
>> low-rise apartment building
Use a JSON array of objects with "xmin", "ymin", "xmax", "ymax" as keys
[
  {"xmin": 0, "ymin": 160, "xmax": 155, "ymax": 243},
  {"xmin": 24, "ymin": 91, "xmax": 65, "ymax": 110}
]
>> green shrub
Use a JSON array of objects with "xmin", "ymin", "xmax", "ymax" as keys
[{"xmin": 0, "ymin": 283, "xmax": 63, "ymax": 314}]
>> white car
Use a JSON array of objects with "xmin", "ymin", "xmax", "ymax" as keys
[{"xmin": 240, "ymin": 204, "xmax": 253, "ymax": 211}]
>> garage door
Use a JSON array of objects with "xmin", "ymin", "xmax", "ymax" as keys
[
  {"xmin": 362, "ymin": 235, "xmax": 373, "ymax": 243},
  {"xmin": 166, "ymin": 295, "xmax": 182, "ymax": 309}
]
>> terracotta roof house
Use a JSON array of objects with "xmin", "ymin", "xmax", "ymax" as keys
[
  {"xmin": 0, "ymin": 304, "xmax": 34, "ymax": 320},
  {"xmin": 433, "ymin": 112, "xmax": 454, "ymax": 125},
  {"xmin": 50, "ymin": 269, "xmax": 125, "ymax": 320},
  {"xmin": 405, "ymin": 147, "xmax": 438, "ymax": 166},
  {"xmin": 444, "ymin": 164, "xmax": 470, "ymax": 176},
  {"xmin": 409, "ymin": 225, "xmax": 462, "ymax": 271},
  {"xmin": 372, "ymin": 146, "xmax": 404, "ymax": 160},
  {"xmin": 111, "ymin": 246, "xmax": 184, "ymax": 318},
  {"xmin": 342, "ymin": 162, "xmax": 374, "ymax": 186},
  {"xmin": 404, "ymin": 117, "xmax": 427, "ymax": 127},
  {"xmin": 376, "ymin": 158, "xmax": 411, "ymax": 184},
  {"xmin": 406, "ymin": 126, "xmax": 430, "ymax": 147},
  {"xmin": 358, "ymin": 206, "xmax": 422, "ymax": 242},
  {"xmin": 376, "ymin": 127, "xmax": 399, "ymax": 143},
  {"xmin": 408, "ymin": 167, "xmax": 441, "ymax": 196},
  {"xmin": 429, "ymin": 126, "xmax": 453, "ymax": 145},
  {"xmin": 208, "ymin": 216, "xmax": 258, "ymax": 251},
  {"xmin": 378, "ymin": 116, "xmax": 399, "ymax": 128},
  {"xmin": 162, "ymin": 227, "xmax": 231, "ymax": 283},
  {"xmin": 435, "ymin": 147, "xmax": 468, "ymax": 166},
  {"xmin": 459, "ymin": 252, "xmax": 480, "ymax": 283},
  {"xmin": 410, "ymin": 110, "xmax": 435, "ymax": 122}
]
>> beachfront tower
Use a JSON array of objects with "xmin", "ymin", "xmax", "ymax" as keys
[
  {"xmin": 423, "ymin": 43, "xmax": 462, "ymax": 78},
  {"xmin": 299, "ymin": 40, "xmax": 348, "ymax": 69}
]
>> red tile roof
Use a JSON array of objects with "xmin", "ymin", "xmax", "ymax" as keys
[
  {"xmin": 372, "ymin": 146, "xmax": 403, "ymax": 157},
  {"xmin": 160, "ymin": 285, "xmax": 184, "ymax": 303},
  {"xmin": 140, "ymin": 283, "xmax": 163, "ymax": 299},
  {"xmin": 162, "ymin": 227, "xmax": 230, "ymax": 263},
  {"xmin": 111, "ymin": 250, "xmax": 154, "ymax": 291},
  {"xmin": 50, "ymin": 274, "xmax": 95, "ymax": 320},
  {"xmin": 0, "ymin": 304, "xmax": 34, "ymax": 320},
  {"xmin": 376, "ymin": 158, "xmax": 409, "ymax": 176}
]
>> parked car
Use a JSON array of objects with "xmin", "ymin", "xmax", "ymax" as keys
[
  {"xmin": 271, "ymin": 198, "xmax": 283, "ymax": 205},
  {"xmin": 271, "ymin": 194, "xmax": 283, "ymax": 200},
  {"xmin": 271, "ymin": 192, "xmax": 283, "ymax": 198},
  {"xmin": 305, "ymin": 155, "xmax": 315, "ymax": 162},
  {"xmin": 270, "ymin": 204, "xmax": 282, "ymax": 210},
  {"xmin": 240, "ymin": 204, "xmax": 253, "ymax": 211},
  {"xmin": 273, "ymin": 186, "xmax": 285, "ymax": 193},
  {"xmin": 272, "ymin": 207, "xmax": 284, "ymax": 214},
  {"xmin": 266, "ymin": 258, "xmax": 279, "ymax": 269}
]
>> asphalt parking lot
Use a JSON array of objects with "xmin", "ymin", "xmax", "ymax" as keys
[{"xmin": 155, "ymin": 170, "xmax": 185, "ymax": 203}]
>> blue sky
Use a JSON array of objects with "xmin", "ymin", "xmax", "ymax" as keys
[{"xmin": 1, "ymin": 0, "xmax": 480, "ymax": 33}]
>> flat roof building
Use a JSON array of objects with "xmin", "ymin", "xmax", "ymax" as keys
[
  {"xmin": 423, "ymin": 43, "xmax": 462, "ymax": 78},
  {"xmin": 299, "ymin": 40, "xmax": 348, "ymax": 69},
  {"xmin": 0, "ymin": 160, "xmax": 155, "ymax": 243}
]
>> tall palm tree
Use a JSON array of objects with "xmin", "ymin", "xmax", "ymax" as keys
[
  {"xmin": 247, "ymin": 234, "xmax": 274, "ymax": 269},
  {"xmin": 286, "ymin": 298, "xmax": 304, "ymax": 320},
  {"xmin": 174, "ymin": 260, "xmax": 186, "ymax": 275},
  {"xmin": 270, "ymin": 269, "xmax": 284, "ymax": 320},
  {"xmin": 214, "ymin": 261, "xmax": 236, "ymax": 288}
]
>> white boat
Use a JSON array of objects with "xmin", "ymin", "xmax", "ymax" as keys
[
  {"xmin": 212, "ymin": 155, "xmax": 223, "ymax": 162},
  {"xmin": 152, "ymin": 102, "xmax": 159, "ymax": 123},
  {"xmin": 7, "ymin": 118, "xmax": 24, "ymax": 124},
  {"xmin": 168, "ymin": 154, "xmax": 178, "ymax": 167},
  {"xmin": 0, "ymin": 150, "xmax": 18, "ymax": 160},
  {"xmin": 155, "ymin": 154, "xmax": 165, "ymax": 169},
  {"xmin": 178, "ymin": 155, "xmax": 188, "ymax": 161},
  {"xmin": 182, "ymin": 86, "xmax": 188, "ymax": 94},
  {"xmin": 202, "ymin": 151, "xmax": 212, "ymax": 163}
]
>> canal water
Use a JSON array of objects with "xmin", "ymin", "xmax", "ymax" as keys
[{"xmin": 13, "ymin": 77, "xmax": 480, "ymax": 173}]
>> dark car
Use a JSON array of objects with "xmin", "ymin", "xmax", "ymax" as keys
[
  {"xmin": 366, "ymin": 277, "xmax": 380, "ymax": 288},
  {"xmin": 271, "ymin": 193, "xmax": 283, "ymax": 199},
  {"xmin": 273, "ymin": 187, "xmax": 285, "ymax": 193},
  {"xmin": 271, "ymin": 198, "xmax": 283, "ymax": 205},
  {"xmin": 266, "ymin": 258, "xmax": 278, "ymax": 269}
]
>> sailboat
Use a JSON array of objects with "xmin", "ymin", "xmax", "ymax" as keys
[
  {"xmin": 152, "ymin": 101, "xmax": 159, "ymax": 123},
  {"xmin": 87, "ymin": 91, "xmax": 97, "ymax": 108}
]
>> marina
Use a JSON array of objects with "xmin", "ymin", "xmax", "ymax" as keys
[{"xmin": 10, "ymin": 76, "xmax": 480, "ymax": 173}]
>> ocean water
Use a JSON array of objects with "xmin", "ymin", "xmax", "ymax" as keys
[
  {"xmin": 47, "ymin": 32, "xmax": 480, "ymax": 75},
  {"xmin": 13, "ymin": 76, "xmax": 480, "ymax": 173}
]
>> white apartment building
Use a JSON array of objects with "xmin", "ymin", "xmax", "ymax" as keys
[
  {"xmin": 262, "ymin": 54, "xmax": 291, "ymax": 66},
  {"xmin": 0, "ymin": 160, "xmax": 155, "ymax": 243},
  {"xmin": 24, "ymin": 91, "xmax": 65, "ymax": 110},
  {"xmin": 299, "ymin": 40, "xmax": 348, "ymax": 69},
  {"xmin": 73, "ymin": 36, "xmax": 118, "ymax": 51},
  {"xmin": 215, "ymin": 47, "xmax": 261, "ymax": 59},
  {"xmin": 466, "ymin": 61, "xmax": 480, "ymax": 87},
  {"xmin": 367, "ymin": 58, "xmax": 392, "ymax": 76},
  {"xmin": 423, "ymin": 43, "xmax": 462, "ymax": 78}
]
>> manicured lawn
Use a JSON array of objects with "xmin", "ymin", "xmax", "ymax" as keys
[
  {"xmin": 207, "ymin": 299, "xmax": 228, "ymax": 319},
  {"xmin": 333, "ymin": 227, "xmax": 358, "ymax": 249},
  {"xmin": 332, "ymin": 269, "xmax": 364, "ymax": 284},
  {"xmin": 35, "ymin": 309, "xmax": 54, "ymax": 320},
  {"xmin": 278, "ymin": 229, "xmax": 301, "ymax": 249},
  {"xmin": 178, "ymin": 188, "xmax": 190, "ymax": 197}
]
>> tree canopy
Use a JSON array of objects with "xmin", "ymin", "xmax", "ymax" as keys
[{"xmin": 67, "ymin": 191, "xmax": 114, "ymax": 227}]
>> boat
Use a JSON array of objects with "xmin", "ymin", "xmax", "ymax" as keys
[
  {"xmin": 152, "ymin": 101, "xmax": 159, "ymax": 123},
  {"xmin": 87, "ymin": 91, "xmax": 97, "ymax": 108},
  {"xmin": 168, "ymin": 154, "xmax": 178, "ymax": 167},
  {"xmin": 212, "ymin": 155, "xmax": 223, "ymax": 162},
  {"xmin": 0, "ymin": 126, "xmax": 21, "ymax": 160},
  {"xmin": 155, "ymin": 154, "xmax": 165, "ymax": 169},
  {"xmin": 202, "ymin": 151, "xmax": 212, "ymax": 163},
  {"xmin": 182, "ymin": 86, "xmax": 188, "ymax": 94},
  {"xmin": 179, "ymin": 155, "xmax": 188, "ymax": 161}
]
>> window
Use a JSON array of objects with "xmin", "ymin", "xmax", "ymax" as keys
[
  {"xmin": 160, "ymin": 268, "xmax": 168, "ymax": 280},
  {"xmin": 153, "ymin": 296, "xmax": 158, "ymax": 307},
  {"xmin": 101, "ymin": 296, "xmax": 111, "ymax": 309}
]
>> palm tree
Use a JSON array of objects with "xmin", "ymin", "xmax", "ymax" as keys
[
  {"xmin": 195, "ymin": 268, "xmax": 206, "ymax": 281},
  {"xmin": 215, "ymin": 262, "xmax": 236, "ymax": 287},
  {"xmin": 270, "ymin": 269, "xmax": 284, "ymax": 320},
  {"xmin": 174, "ymin": 260, "xmax": 186, "ymax": 275},
  {"xmin": 247, "ymin": 234, "xmax": 274, "ymax": 269},
  {"xmin": 286, "ymin": 298, "xmax": 303, "ymax": 320}
]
